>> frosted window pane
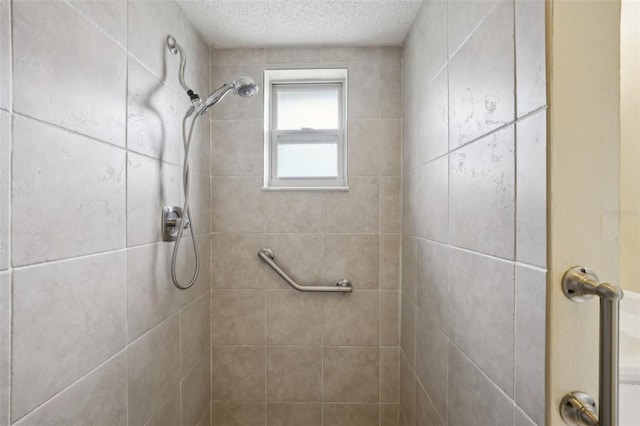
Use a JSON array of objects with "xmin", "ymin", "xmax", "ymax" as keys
[
  {"xmin": 277, "ymin": 138, "xmax": 338, "ymax": 178},
  {"xmin": 276, "ymin": 86, "xmax": 340, "ymax": 130}
]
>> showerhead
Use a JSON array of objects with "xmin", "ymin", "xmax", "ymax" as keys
[
  {"xmin": 200, "ymin": 76, "xmax": 259, "ymax": 113},
  {"xmin": 233, "ymin": 77, "xmax": 258, "ymax": 97}
]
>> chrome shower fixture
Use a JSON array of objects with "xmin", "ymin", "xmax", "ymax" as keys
[
  {"xmin": 164, "ymin": 35, "xmax": 258, "ymax": 290},
  {"xmin": 202, "ymin": 76, "xmax": 259, "ymax": 112}
]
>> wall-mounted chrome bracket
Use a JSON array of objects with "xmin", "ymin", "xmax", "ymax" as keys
[
  {"xmin": 563, "ymin": 266, "xmax": 623, "ymax": 303},
  {"xmin": 162, "ymin": 206, "xmax": 184, "ymax": 242},
  {"xmin": 560, "ymin": 392, "xmax": 599, "ymax": 426}
]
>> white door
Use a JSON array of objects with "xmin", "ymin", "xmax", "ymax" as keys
[{"xmin": 547, "ymin": 1, "xmax": 639, "ymax": 425}]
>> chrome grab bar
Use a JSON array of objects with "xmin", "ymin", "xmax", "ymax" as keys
[
  {"xmin": 258, "ymin": 248, "xmax": 353, "ymax": 293},
  {"xmin": 559, "ymin": 266, "xmax": 624, "ymax": 426}
]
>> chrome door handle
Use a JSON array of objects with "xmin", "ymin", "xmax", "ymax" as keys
[{"xmin": 559, "ymin": 266, "xmax": 624, "ymax": 426}]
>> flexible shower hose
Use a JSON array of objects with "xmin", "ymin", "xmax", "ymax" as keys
[{"xmin": 170, "ymin": 111, "xmax": 201, "ymax": 289}]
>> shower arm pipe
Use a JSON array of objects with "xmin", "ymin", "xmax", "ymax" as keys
[
  {"xmin": 167, "ymin": 35, "xmax": 200, "ymax": 102},
  {"xmin": 258, "ymin": 248, "xmax": 352, "ymax": 293}
]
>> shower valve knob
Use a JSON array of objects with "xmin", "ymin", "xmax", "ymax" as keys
[{"xmin": 162, "ymin": 206, "xmax": 183, "ymax": 241}]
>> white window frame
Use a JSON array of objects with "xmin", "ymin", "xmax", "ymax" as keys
[{"xmin": 263, "ymin": 68, "xmax": 349, "ymax": 190}]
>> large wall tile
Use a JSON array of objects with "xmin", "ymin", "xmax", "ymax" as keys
[
  {"xmin": 187, "ymin": 113, "xmax": 211, "ymax": 175},
  {"xmin": 448, "ymin": 0, "xmax": 514, "ymax": 147},
  {"xmin": 323, "ymin": 290, "xmax": 379, "ymax": 346},
  {"xmin": 514, "ymin": 405, "xmax": 537, "ymax": 426},
  {"xmin": 185, "ymin": 171, "xmax": 212, "ymax": 236},
  {"xmin": 322, "ymin": 47, "xmax": 378, "ymax": 63},
  {"xmin": 0, "ymin": 272, "xmax": 9, "ymax": 426},
  {"xmin": 417, "ymin": 69, "xmax": 448, "ymax": 166},
  {"xmin": 346, "ymin": 62, "xmax": 379, "ymax": 119},
  {"xmin": 126, "ymin": 152, "xmax": 179, "ymax": 247},
  {"xmin": 14, "ymin": 352, "xmax": 127, "ymax": 426},
  {"xmin": 264, "ymin": 191, "xmax": 322, "ymax": 233},
  {"xmin": 127, "ymin": 59, "xmax": 180, "ymax": 164},
  {"xmin": 416, "ymin": 239, "xmax": 449, "ymax": 333},
  {"xmin": 211, "ymin": 176, "xmax": 264, "ymax": 232},
  {"xmin": 348, "ymin": 119, "xmax": 378, "ymax": 176},
  {"xmin": 449, "ymin": 126, "xmax": 515, "ymax": 259},
  {"xmin": 516, "ymin": 111, "xmax": 547, "ymax": 267},
  {"xmin": 12, "ymin": 251, "xmax": 126, "ymax": 421},
  {"xmin": 447, "ymin": 0, "xmax": 499, "ymax": 57},
  {"xmin": 211, "ymin": 289, "xmax": 265, "ymax": 345},
  {"xmin": 515, "ymin": 265, "xmax": 546, "ymax": 425},
  {"xmin": 380, "ymin": 177, "xmax": 402, "ymax": 233},
  {"xmin": 400, "ymin": 295, "xmax": 416, "ymax": 369},
  {"xmin": 449, "ymin": 248, "xmax": 515, "ymax": 396},
  {"xmin": 380, "ymin": 347, "xmax": 400, "ymax": 403},
  {"xmin": 416, "ymin": 156, "xmax": 449, "ymax": 242},
  {"xmin": 181, "ymin": 357, "xmax": 210, "ymax": 426},
  {"xmin": 322, "ymin": 177, "xmax": 379, "ymax": 233},
  {"xmin": 448, "ymin": 346, "xmax": 513, "ymax": 426},
  {"xmin": 196, "ymin": 403, "xmax": 211, "ymax": 426},
  {"xmin": 379, "ymin": 60, "xmax": 402, "ymax": 119},
  {"xmin": 415, "ymin": 383, "xmax": 444, "ymax": 426},
  {"xmin": 401, "ymin": 236, "xmax": 417, "ymax": 302},
  {"xmin": 516, "ymin": 0, "xmax": 547, "ymax": 116},
  {"xmin": 323, "ymin": 347, "xmax": 378, "ymax": 403},
  {"xmin": 267, "ymin": 403, "xmax": 322, "ymax": 426},
  {"xmin": 127, "ymin": 0, "xmax": 180, "ymax": 92},
  {"xmin": 12, "ymin": 116, "xmax": 125, "ymax": 266},
  {"xmin": 145, "ymin": 387, "xmax": 180, "ymax": 426},
  {"xmin": 211, "ymin": 119, "xmax": 262, "ymax": 176},
  {"xmin": 380, "ymin": 404, "xmax": 399, "ymax": 426},
  {"xmin": 211, "ymin": 401, "xmax": 265, "ymax": 426},
  {"xmin": 379, "ymin": 290, "xmax": 400, "ymax": 346},
  {"xmin": 266, "ymin": 290, "xmax": 322, "ymax": 345},
  {"xmin": 266, "ymin": 47, "xmax": 321, "ymax": 64},
  {"xmin": 211, "ymin": 48, "xmax": 266, "ymax": 65},
  {"xmin": 13, "ymin": 0, "xmax": 126, "ymax": 146},
  {"xmin": 127, "ymin": 315, "xmax": 180, "ymax": 426},
  {"xmin": 267, "ymin": 346, "xmax": 322, "ymax": 402},
  {"xmin": 399, "ymin": 352, "xmax": 415, "ymax": 426},
  {"xmin": 211, "ymin": 346, "xmax": 265, "ymax": 401},
  {"xmin": 402, "ymin": 171, "xmax": 417, "ymax": 236},
  {"xmin": 378, "ymin": 119, "xmax": 402, "ymax": 176},
  {"xmin": 322, "ymin": 234, "xmax": 379, "ymax": 288},
  {"xmin": 0, "ymin": 112, "xmax": 9, "ymax": 270},
  {"xmin": 0, "ymin": 0, "xmax": 10, "ymax": 111},
  {"xmin": 129, "ymin": 235, "xmax": 209, "ymax": 343},
  {"xmin": 409, "ymin": 0, "xmax": 447, "ymax": 90},
  {"xmin": 68, "ymin": 0, "xmax": 127, "ymax": 49},
  {"xmin": 180, "ymin": 292, "xmax": 210, "ymax": 376},
  {"xmin": 415, "ymin": 312, "xmax": 448, "ymax": 423},
  {"xmin": 379, "ymin": 234, "xmax": 401, "ymax": 290},
  {"xmin": 127, "ymin": 242, "xmax": 183, "ymax": 342},
  {"xmin": 402, "ymin": 61, "xmax": 418, "ymax": 175},
  {"xmin": 323, "ymin": 404, "xmax": 379, "ymax": 426},
  {"xmin": 211, "ymin": 233, "xmax": 265, "ymax": 289}
]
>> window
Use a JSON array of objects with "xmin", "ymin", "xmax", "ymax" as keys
[{"xmin": 263, "ymin": 69, "xmax": 348, "ymax": 189}]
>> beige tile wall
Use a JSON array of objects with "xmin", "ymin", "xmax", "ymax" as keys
[
  {"xmin": 0, "ymin": 1, "xmax": 211, "ymax": 425},
  {"xmin": 400, "ymin": 1, "xmax": 547, "ymax": 426},
  {"xmin": 209, "ymin": 46, "xmax": 402, "ymax": 426}
]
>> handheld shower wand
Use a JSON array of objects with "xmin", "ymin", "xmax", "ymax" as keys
[{"xmin": 164, "ymin": 35, "xmax": 258, "ymax": 290}]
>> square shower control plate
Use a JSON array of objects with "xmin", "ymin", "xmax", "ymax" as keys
[{"xmin": 162, "ymin": 206, "xmax": 183, "ymax": 241}]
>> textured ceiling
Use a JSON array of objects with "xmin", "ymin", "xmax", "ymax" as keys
[{"xmin": 177, "ymin": 0, "xmax": 422, "ymax": 48}]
